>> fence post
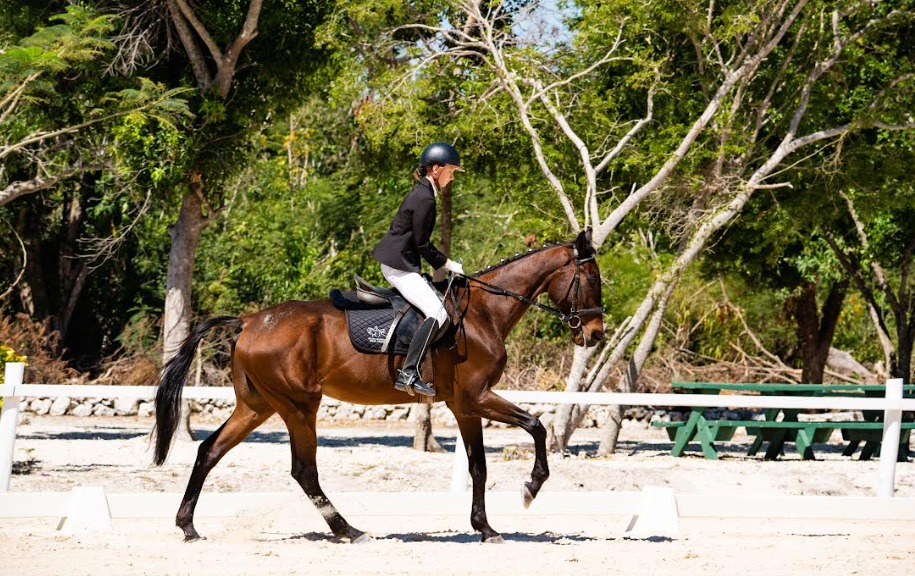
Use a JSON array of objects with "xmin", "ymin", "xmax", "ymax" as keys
[
  {"xmin": 450, "ymin": 429, "xmax": 469, "ymax": 493},
  {"xmin": 0, "ymin": 362, "xmax": 25, "ymax": 493},
  {"xmin": 876, "ymin": 378, "xmax": 903, "ymax": 498}
]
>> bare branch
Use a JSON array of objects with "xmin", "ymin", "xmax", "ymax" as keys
[
  {"xmin": 165, "ymin": 0, "xmax": 212, "ymax": 90},
  {"xmin": 749, "ymin": 182, "xmax": 793, "ymax": 190},
  {"xmin": 461, "ymin": 1, "xmax": 580, "ymax": 230},
  {"xmin": 593, "ymin": 83, "xmax": 656, "ymax": 175},
  {"xmin": 216, "ymin": 0, "xmax": 264, "ymax": 98},
  {"xmin": 0, "ymin": 88, "xmax": 186, "ymax": 162},
  {"xmin": 594, "ymin": 0, "xmax": 809, "ymax": 244},
  {"xmin": 0, "ymin": 72, "xmax": 42, "ymax": 124},
  {"xmin": 0, "ymin": 218, "xmax": 27, "ymax": 301},
  {"xmin": 525, "ymin": 22, "xmax": 628, "ymax": 106},
  {"xmin": 172, "ymin": 0, "xmax": 224, "ymax": 62},
  {"xmin": 107, "ymin": 1, "xmax": 174, "ymax": 76},
  {"xmin": 533, "ymin": 81, "xmax": 598, "ymax": 228},
  {"xmin": 79, "ymin": 190, "xmax": 153, "ymax": 269},
  {"xmin": 0, "ymin": 163, "xmax": 106, "ymax": 208}
]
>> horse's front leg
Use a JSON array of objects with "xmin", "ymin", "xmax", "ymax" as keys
[
  {"xmin": 466, "ymin": 391, "xmax": 550, "ymax": 508},
  {"xmin": 450, "ymin": 411, "xmax": 503, "ymax": 543}
]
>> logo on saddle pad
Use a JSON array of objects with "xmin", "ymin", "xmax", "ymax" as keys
[{"xmin": 366, "ymin": 325, "xmax": 387, "ymax": 344}]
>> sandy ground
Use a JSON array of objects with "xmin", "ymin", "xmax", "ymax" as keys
[{"xmin": 2, "ymin": 414, "xmax": 914, "ymax": 575}]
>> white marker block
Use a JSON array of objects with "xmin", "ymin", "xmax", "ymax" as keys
[
  {"xmin": 59, "ymin": 485, "xmax": 112, "ymax": 533},
  {"xmin": 625, "ymin": 486, "xmax": 680, "ymax": 539}
]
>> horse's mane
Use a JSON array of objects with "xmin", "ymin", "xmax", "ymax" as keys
[{"xmin": 472, "ymin": 242, "xmax": 573, "ymax": 277}]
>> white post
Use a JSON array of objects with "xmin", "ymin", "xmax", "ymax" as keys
[
  {"xmin": 0, "ymin": 362, "xmax": 26, "ymax": 493},
  {"xmin": 876, "ymin": 378, "xmax": 903, "ymax": 498},
  {"xmin": 450, "ymin": 429, "xmax": 470, "ymax": 493}
]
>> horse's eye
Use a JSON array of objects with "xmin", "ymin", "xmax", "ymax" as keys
[{"xmin": 587, "ymin": 277, "xmax": 598, "ymax": 288}]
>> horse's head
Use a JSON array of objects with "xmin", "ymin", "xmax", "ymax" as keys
[{"xmin": 545, "ymin": 229, "xmax": 605, "ymax": 347}]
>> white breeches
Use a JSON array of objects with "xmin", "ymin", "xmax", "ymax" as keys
[{"xmin": 380, "ymin": 264, "xmax": 449, "ymax": 328}]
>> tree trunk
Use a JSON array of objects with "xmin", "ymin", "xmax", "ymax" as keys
[
  {"xmin": 597, "ymin": 405, "xmax": 624, "ymax": 456},
  {"xmin": 793, "ymin": 281, "xmax": 846, "ymax": 384},
  {"xmin": 547, "ymin": 345, "xmax": 595, "ymax": 452},
  {"xmin": 162, "ymin": 174, "xmax": 210, "ymax": 440},
  {"xmin": 54, "ymin": 188, "xmax": 87, "ymax": 340},
  {"xmin": 895, "ymin": 321, "xmax": 913, "ymax": 383},
  {"xmin": 596, "ymin": 281, "xmax": 674, "ymax": 455},
  {"xmin": 16, "ymin": 203, "xmax": 47, "ymax": 317},
  {"xmin": 411, "ymin": 403, "xmax": 443, "ymax": 452}
]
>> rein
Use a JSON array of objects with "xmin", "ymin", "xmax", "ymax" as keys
[{"xmin": 451, "ymin": 251, "xmax": 604, "ymax": 330}]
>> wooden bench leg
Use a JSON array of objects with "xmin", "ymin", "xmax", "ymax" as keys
[
  {"xmin": 860, "ymin": 440, "xmax": 910, "ymax": 462},
  {"xmin": 842, "ymin": 440, "xmax": 860, "ymax": 457},
  {"xmin": 860, "ymin": 441, "xmax": 877, "ymax": 461},
  {"xmin": 670, "ymin": 411, "xmax": 702, "ymax": 457},
  {"xmin": 748, "ymin": 434, "xmax": 763, "ymax": 457},
  {"xmin": 695, "ymin": 419, "xmax": 719, "ymax": 460},
  {"xmin": 794, "ymin": 428, "xmax": 817, "ymax": 461},
  {"xmin": 764, "ymin": 429, "xmax": 788, "ymax": 460}
]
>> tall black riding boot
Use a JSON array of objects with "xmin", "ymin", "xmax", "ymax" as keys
[{"xmin": 394, "ymin": 317, "xmax": 438, "ymax": 397}]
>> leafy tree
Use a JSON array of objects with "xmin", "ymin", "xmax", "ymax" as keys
[
  {"xmin": 0, "ymin": 3, "xmax": 190, "ymax": 358},
  {"xmin": 821, "ymin": 131, "xmax": 915, "ymax": 382}
]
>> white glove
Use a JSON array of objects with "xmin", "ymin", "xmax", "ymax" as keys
[{"xmin": 443, "ymin": 259, "xmax": 464, "ymax": 275}]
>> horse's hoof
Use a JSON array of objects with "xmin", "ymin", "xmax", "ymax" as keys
[
  {"xmin": 183, "ymin": 534, "xmax": 206, "ymax": 543},
  {"xmin": 483, "ymin": 535, "xmax": 505, "ymax": 544},
  {"xmin": 351, "ymin": 533, "xmax": 373, "ymax": 544},
  {"xmin": 521, "ymin": 484, "xmax": 534, "ymax": 509}
]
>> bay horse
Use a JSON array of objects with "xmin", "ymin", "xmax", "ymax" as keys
[{"xmin": 153, "ymin": 229, "xmax": 604, "ymax": 543}]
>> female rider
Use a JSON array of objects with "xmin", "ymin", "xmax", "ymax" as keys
[{"xmin": 372, "ymin": 142, "xmax": 464, "ymax": 397}]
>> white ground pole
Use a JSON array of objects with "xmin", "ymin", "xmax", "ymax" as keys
[
  {"xmin": 877, "ymin": 378, "xmax": 904, "ymax": 498},
  {"xmin": 0, "ymin": 362, "xmax": 25, "ymax": 492}
]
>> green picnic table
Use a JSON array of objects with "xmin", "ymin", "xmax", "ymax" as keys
[{"xmin": 652, "ymin": 382, "xmax": 915, "ymax": 460}]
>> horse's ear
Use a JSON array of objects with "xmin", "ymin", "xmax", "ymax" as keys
[{"xmin": 575, "ymin": 228, "xmax": 594, "ymax": 256}]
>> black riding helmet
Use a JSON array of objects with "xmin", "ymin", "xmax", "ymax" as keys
[{"xmin": 419, "ymin": 142, "xmax": 463, "ymax": 170}]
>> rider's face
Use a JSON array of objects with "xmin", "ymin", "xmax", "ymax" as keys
[{"xmin": 430, "ymin": 164, "xmax": 463, "ymax": 189}]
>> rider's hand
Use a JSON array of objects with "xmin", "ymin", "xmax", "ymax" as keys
[{"xmin": 443, "ymin": 259, "xmax": 464, "ymax": 275}]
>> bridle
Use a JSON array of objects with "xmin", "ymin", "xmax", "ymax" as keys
[{"xmin": 451, "ymin": 247, "xmax": 604, "ymax": 332}]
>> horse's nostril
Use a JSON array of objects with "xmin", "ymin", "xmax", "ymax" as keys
[{"xmin": 593, "ymin": 331, "xmax": 605, "ymax": 341}]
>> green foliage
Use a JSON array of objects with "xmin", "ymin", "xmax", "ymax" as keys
[
  {"xmin": 0, "ymin": 5, "xmax": 115, "ymax": 94},
  {"xmin": 2, "ymin": 0, "xmax": 914, "ymax": 384}
]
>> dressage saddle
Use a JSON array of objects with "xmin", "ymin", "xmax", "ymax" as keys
[{"xmin": 328, "ymin": 275, "xmax": 449, "ymax": 355}]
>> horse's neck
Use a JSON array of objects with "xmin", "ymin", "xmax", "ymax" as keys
[{"xmin": 474, "ymin": 246, "xmax": 569, "ymax": 336}]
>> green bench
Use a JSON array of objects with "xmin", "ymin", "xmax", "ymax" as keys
[
  {"xmin": 652, "ymin": 419, "xmax": 915, "ymax": 460},
  {"xmin": 652, "ymin": 381, "xmax": 915, "ymax": 460}
]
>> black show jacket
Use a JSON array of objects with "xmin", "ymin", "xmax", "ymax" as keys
[{"xmin": 373, "ymin": 178, "xmax": 448, "ymax": 273}]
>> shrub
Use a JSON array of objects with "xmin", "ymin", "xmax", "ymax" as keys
[{"xmin": 0, "ymin": 313, "xmax": 80, "ymax": 384}]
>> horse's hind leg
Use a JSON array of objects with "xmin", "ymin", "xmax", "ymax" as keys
[
  {"xmin": 453, "ymin": 413, "xmax": 503, "ymax": 543},
  {"xmin": 176, "ymin": 400, "xmax": 274, "ymax": 541},
  {"xmin": 284, "ymin": 401, "xmax": 369, "ymax": 543}
]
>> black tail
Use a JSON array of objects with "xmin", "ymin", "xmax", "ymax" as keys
[{"xmin": 153, "ymin": 316, "xmax": 243, "ymax": 466}]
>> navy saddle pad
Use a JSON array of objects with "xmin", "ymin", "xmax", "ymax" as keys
[{"xmin": 328, "ymin": 289, "xmax": 421, "ymax": 355}]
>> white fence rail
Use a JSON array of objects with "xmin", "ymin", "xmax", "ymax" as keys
[{"xmin": 2, "ymin": 362, "xmax": 913, "ymax": 497}]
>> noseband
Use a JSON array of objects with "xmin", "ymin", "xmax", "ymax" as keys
[{"xmin": 454, "ymin": 249, "xmax": 604, "ymax": 332}]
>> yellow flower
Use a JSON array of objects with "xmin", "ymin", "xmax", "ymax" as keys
[{"xmin": 0, "ymin": 345, "xmax": 27, "ymax": 364}]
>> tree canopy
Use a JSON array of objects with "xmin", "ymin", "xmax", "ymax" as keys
[{"xmin": 2, "ymin": 1, "xmax": 914, "ymax": 411}]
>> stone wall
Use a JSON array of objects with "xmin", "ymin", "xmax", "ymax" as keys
[{"xmin": 17, "ymin": 394, "xmax": 758, "ymax": 428}]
